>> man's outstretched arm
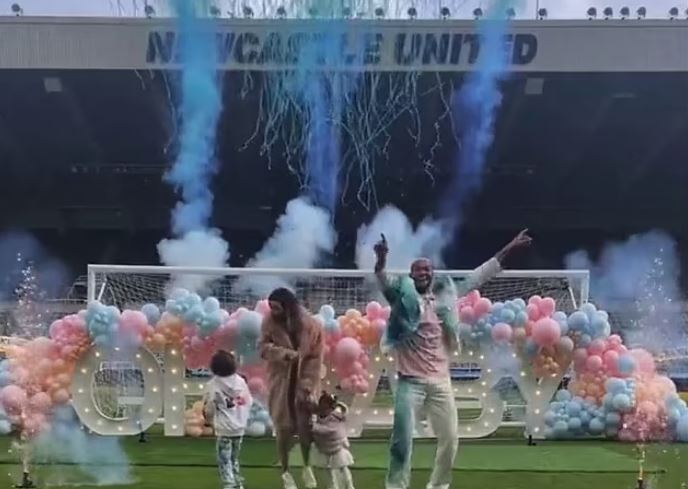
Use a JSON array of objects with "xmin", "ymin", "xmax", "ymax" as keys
[{"xmin": 456, "ymin": 229, "xmax": 532, "ymax": 296}]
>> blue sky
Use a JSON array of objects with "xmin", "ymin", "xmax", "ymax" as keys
[{"xmin": 0, "ymin": 0, "xmax": 683, "ymax": 19}]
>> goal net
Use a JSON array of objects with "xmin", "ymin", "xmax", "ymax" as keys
[{"xmin": 88, "ymin": 265, "xmax": 589, "ymax": 316}]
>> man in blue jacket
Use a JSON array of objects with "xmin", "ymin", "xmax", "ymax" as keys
[{"xmin": 374, "ymin": 230, "xmax": 531, "ymax": 489}]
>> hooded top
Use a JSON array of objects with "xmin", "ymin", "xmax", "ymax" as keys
[
  {"xmin": 312, "ymin": 404, "xmax": 349, "ymax": 456},
  {"xmin": 203, "ymin": 374, "xmax": 253, "ymax": 437},
  {"xmin": 380, "ymin": 258, "xmax": 501, "ymax": 354}
]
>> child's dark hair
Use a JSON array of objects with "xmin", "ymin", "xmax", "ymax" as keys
[
  {"xmin": 317, "ymin": 391, "xmax": 338, "ymax": 412},
  {"xmin": 210, "ymin": 350, "xmax": 237, "ymax": 377}
]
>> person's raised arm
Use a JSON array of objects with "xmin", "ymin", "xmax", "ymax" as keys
[
  {"xmin": 374, "ymin": 234, "xmax": 401, "ymax": 304},
  {"xmin": 258, "ymin": 317, "xmax": 298, "ymax": 364},
  {"xmin": 456, "ymin": 229, "xmax": 532, "ymax": 296}
]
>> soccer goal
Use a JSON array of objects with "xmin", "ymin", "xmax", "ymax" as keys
[{"xmin": 86, "ymin": 264, "xmax": 589, "ymax": 437}]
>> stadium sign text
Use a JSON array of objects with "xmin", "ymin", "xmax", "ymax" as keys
[{"xmin": 145, "ymin": 29, "xmax": 538, "ymax": 70}]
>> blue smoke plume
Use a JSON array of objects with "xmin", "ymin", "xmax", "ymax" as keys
[
  {"xmin": 441, "ymin": 1, "xmax": 514, "ymax": 230},
  {"xmin": 287, "ymin": 18, "xmax": 358, "ymax": 214},
  {"xmin": 158, "ymin": 1, "xmax": 229, "ymax": 284},
  {"xmin": 166, "ymin": 0, "xmax": 221, "ymax": 235}
]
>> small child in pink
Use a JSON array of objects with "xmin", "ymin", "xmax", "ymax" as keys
[{"xmin": 311, "ymin": 392, "xmax": 355, "ymax": 489}]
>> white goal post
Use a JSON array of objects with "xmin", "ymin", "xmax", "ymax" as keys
[{"xmin": 87, "ymin": 264, "xmax": 589, "ymax": 314}]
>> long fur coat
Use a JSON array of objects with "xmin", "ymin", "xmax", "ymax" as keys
[{"xmin": 259, "ymin": 308, "xmax": 324, "ymax": 431}]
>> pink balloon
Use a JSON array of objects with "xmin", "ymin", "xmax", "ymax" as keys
[
  {"xmin": 254, "ymin": 300, "xmax": 271, "ymax": 316},
  {"xmin": 365, "ymin": 301, "xmax": 383, "ymax": 320},
  {"xmin": 335, "ymin": 337, "xmax": 363, "ymax": 365},
  {"xmin": 373, "ymin": 318, "xmax": 387, "ymax": 334},
  {"xmin": 585, "ymin": 355, "xmax": 603, "ymax": 372},
  {"xmin": 529, "ymin": 295, "xmax": 543, "ymax": 306},
  {"xmin": 355, "ymin": 379, "xmax": 369, "ymax": 394},
  {"xmin": 29, "ymin": 392, "xmax": 52, "ymax": 413},
  {"xmin": 341, "ymin": 377, "xmax": 353, "ymax": 392},
  {"xmin": 0, "ymin": 385, "xmax": 27, "ymax": 413},
  {"xmin": 526, "ymin": 304, "xmax": 541, "ymax": 321},
  {"xmin": 603, "ymin": 350, "xmax": 619, "ymax": 372},
  {"xmin": 538, "ymin": 297, "xmax": 556, "ymax": 317},
  {"xmin": 465, "ymin": 290, "xmax": 481, "ymax": 304},
  {"xmin": 608, "ymin": 334, "xmax": 622, "ymax": 346},
  {"xmin": 558, "ymin": 336, "xmax": 575, "ymax": 353},
  {"xmin": 588, "ymin": 339, "xmax": 606, "ymax": 357},
  {"xmin": 473, "ymin": 298, "xmax": 492, "ymax": 317},
  {"xmin": 380, "ymin": 306, "xmax": 391, "ymax": 321},
  {"xmin": 52, "ymin": 389, "xmax": 70, "ymax": 405},
  {"xmin": 459, "ymin": 306, "xmax": 476, "ymax": 324},
  {"xmin": 491, "ymin": 323, "xmax": 513, "ymax": 342},
  {"xmin": 532, "ymin": 318, "xmax": 560, "ymax": 347}
]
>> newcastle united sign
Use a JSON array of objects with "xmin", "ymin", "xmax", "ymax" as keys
[{"xmin": 145, "ymin": 27, "xmax": 538, "ymax": 71}]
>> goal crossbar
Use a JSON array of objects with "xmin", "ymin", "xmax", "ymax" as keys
[{"xmin": 87, "ymin": 264, "xmax": 589, "ymax": 305}]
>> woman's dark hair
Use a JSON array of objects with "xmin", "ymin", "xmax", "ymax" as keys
[
  {"xmin": 268, "ymin": 287, "xmax": 300, "ymax": 316},
  {"xmin": 210, "ymin": 350, "xmax": 237, "ymax": 377}
]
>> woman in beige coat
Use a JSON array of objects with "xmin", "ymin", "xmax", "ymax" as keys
[{"xmin": 260, "ymin": 287, "xmax": 324, "ymax": 489}]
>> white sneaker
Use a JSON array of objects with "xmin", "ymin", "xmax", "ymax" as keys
[
  {"xmin": 302, "ymin": 466, "xmax": 317, "ymax": 489},
  {"xmin": 282, "ymin": 472, "xmax": 298, "ymax": 489}
]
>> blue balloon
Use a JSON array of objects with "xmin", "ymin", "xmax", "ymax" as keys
[
  {"xmin": 579, "ymin": 334, "xmax": 592, "ymax": 347},
  {"xmin": 514, "ymin": 311, "xmax": 528, "ymax": 327},
  {"xmin": 141, "ymin": 303, "xmax": 161, "ymax": 324},
  {"xmin": 500, "ymin": 308, "xmax": 516, "ymax": 324},
  {"xmin": 606, "ymin": 427, "xmax": 619, "ymax": 438},
  {"xmin": 580, "ymin": 303, "xmax": 598, "ymax": 319},
  {"xmin": 676, "ymin": 416, "xmax": 688, "ymax": 442},
  {"xmin": 605, "ymin": 412, "xmax": 621, "ymax": 426},
  {"xmin": 170, "ymin": 288, "xmax": 189, "ymax": 301},
  {"xmin": 552, "ymin": 311, "xmax": 567, "ymax": 322},
  {"xmin": 612, "ymin": 394, "xmax": 632, "ymax": 412},
  {"xmin": 665, "ymin": 393, "xmax": 683, "ymax": 409},
  {"xmin": 667, "ymin": 408, "xmax": 682, "ymax": 426},
  {"xmin": 553, "ymin": 420, "xmax": 569, "ymax": 438},
  {"xmin": 513, "ymin": 298, "xmax": 527, "ymax": 310},
  {"xmin": 580, "ymin": 411, "xmax": 591, "ymax": 425},
  {"xmin": 618, "ymin": 355, "xmax": 637, "ymax": 376},
  {"xmin": 0, "ymin": 420, "xmax": 11, "ymax": 435},
  {"xmin": 568, "ymin": 311, "xmax": 590, "ymax": 331},
  {"xmin": 605, "ymin": 378, "xmax": 626, "ymax": 394},
  {"xmin": 566, "ymin": 402, "xmax": 582, "ymax": 417},
  {"xmin": 555, "ymin": 390, "xmax": 572, "ymax": 402},
  {"xmin": 238, "ymin": 311, "xmax": 263, "ymax": 339},
  {"xmin": 203, "ymin": 297, "xmax": 220, "ymax": 312},
  {"xmin": 589, "ymin": 417, "xmax": 605, "ymax": 434},
  {"xmin": 524, "ymin": 339, "xmax": 539, "ymax": 357},
  {"xmin": 544, "ymin": 411, "xmax": 557, "ymax": 427},
  {"xmin": 568, "ymin": 417, "xmax": 582, "ymax": 432},
  {"xmin": 184, "ymin": 304, "xmax": 204, "ymax": 323},
  {"xmin": 320, "ymin": 305, "xmax": 336, "ymax": 321},
  {"xmin": 602, "ymin": 394, "xmax": 615, "ymax": 410}
]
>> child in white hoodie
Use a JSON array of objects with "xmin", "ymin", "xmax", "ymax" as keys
[{"xmin": 204, "ymin": 350, "xmax": 253, "ymax": 489}]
